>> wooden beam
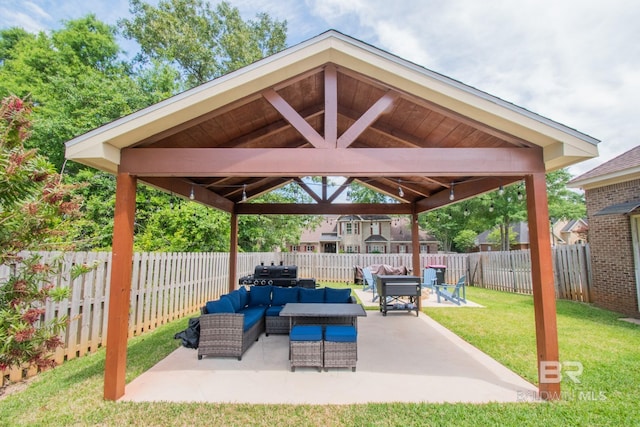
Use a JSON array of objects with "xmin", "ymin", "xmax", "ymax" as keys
[
  {"xmin": 337, "ymin": 91, "xmax": 400, "ymax": 148},
  {"xmin": 141, "ymin": 177, "xmax": 234, "ymax": 213},
  {"xmin": 120, "ymin": 147, "xmax": 545, "ymax": 177},
  {"xmin": 415, "ymin": 177, "xmax": 522, "ymax": 212},
  {"xmin": 236, "ymin": 203, "xmax": 413, "ymax": 215},
  {"xmin": 327, "ymin": 177, "xmax": 354, "ymax": 203},
  {"xmin": 294, "ymin": 177, "xmax": 323, "ymax": 203},
  {"xmin": 104, "ymin": 172, "xmax": 136, "ymax": 401},
  {"xmin": 262, "ymin": 89, "xmax": 328, "ymax": 148},
  {"xmin": 526, "ymin": 172, "xmax": 561, "ymax": 400},
  {"xmin": 324, "ymin": 64, "xmax": 338, "ymax": 146}
]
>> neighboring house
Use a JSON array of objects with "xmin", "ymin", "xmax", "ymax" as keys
[
  {"xmin": 475, "ymin": 221, "xmax": 530, "ymax": 251},
  {"xmin": 292, "ymin": 215, "xmax": 439, "ymax": 254},
  {"xmin": 551, "ymin": 218, "xmax": 588, "ymax": 246},
  {"xmin": 475, "ymin": 219, "xmax": 587, "ymax": 251},
  {"xmin": 568, "ymin": 145, "xmax": 640, "ymax": 318}
]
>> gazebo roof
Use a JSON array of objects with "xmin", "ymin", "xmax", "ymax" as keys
[{"xmin": 65, "ymin": 30, "xmax": 599, "ymax": 215}]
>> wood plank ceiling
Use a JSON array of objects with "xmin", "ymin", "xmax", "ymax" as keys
[{"xmin": 122, "ymin": 63, "xmax": 541, "ymax": 215}]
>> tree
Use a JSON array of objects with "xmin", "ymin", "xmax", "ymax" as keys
[
  {"xmin": 119, "ymin": 0, "xmax": 287, "ymax": 88},
  {"xmin": 453, "ymin": 229, "xmax": 478, "ymax": 253},
  {"xmin": 0, "ymin": 16, "xmax": 178, "ymax": 171},
  {"xmin": 347, "ymin": 182, "xmax": 394, "ymax": 203},
  {"xmin": 0, "ymin": 96, "xmax": 81, "ymax": 371}
]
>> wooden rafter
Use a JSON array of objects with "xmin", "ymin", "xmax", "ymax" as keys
[
  {"xmin": 262, "ymin": 89, "xmax": 328, "ymax": 148},
  {"xmin": 337, "ymin": 90, "xmax": 400, "ymax": 148}
]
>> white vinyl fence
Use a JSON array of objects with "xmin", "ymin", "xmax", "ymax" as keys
[{"xmin": 1, "ymin": 245, "xmax": 591, "ymax": 385}]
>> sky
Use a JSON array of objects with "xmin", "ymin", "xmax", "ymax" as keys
[{"xmin": 2, "ymin": 0, "xmax": 639, "ymax": 178}]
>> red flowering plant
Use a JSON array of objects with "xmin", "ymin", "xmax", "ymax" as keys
[{"xmin": 1, "ymin": 95, "xmax": 84, "ymax": 372}]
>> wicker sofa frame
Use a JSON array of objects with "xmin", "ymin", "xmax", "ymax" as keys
[
  {"xmin": 197, "ymin": 312, "xmax": 264, "ymax": 361},
  {"xmin": 197, "ymin": 287, "xmax": 357, "ymax": 360}
]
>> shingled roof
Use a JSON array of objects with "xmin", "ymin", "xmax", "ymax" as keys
[{"xmin": 569, "ymin": 145, "xmax": 640, "ymax": 189}]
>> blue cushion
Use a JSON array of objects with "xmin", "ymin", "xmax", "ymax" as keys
[
  {"xmin": 205, "ymin": 297, "xmax": 235, "ymax": 314},
  {"xmin": 324, "ymin": 287, "xmax": 352, "ymax": 303},
  {"xmin": 240, "ymin": 306, "xmax": 265, "ymax": 331},
  {"xmin": 237, "ymin": 286, "xmax": 248, "ymax": 308},
  {"xmin": 325, "ymin": 325, "xmax": 357, "ymax": 342},
  {"xmin": 299, "ymin": 287, "xmax": 325, "ymax": 303},
  {"xmin": 272, "ymin": 286, "xmax": 299, "ymax": 305},
  {"xmin": 265, "ymin": 305, "xmax": 283, "ymax": 316},
  {"xmin": 290, "ymin": 325, "xmax": 323, "ymax": 341},
  {"xmin": 249, "ymin": 285, "xmax": 272, "ymax": 306},
  {"xmin": 226, "ymin": 290, "xmax": 242, "ymax": 312}
]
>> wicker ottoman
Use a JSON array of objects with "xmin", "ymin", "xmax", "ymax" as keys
[
  {"xmin": 323, "ymin": 325, "xmax": 357, "ymax": 372},
  {"xmin": 289, "ymin": 325, "xmax": 323, "ymax": 372}
]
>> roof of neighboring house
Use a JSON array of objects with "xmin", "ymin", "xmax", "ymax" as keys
[
  {"xmin": 560, "ymin": 218, "xmax": 587, "ymax": 233},
  {"xmin": 365, "ymin": 235, "xmax": 388, "ymax": 243},
  {"xmin": 390, "ymin": 217, "xmax": 436, "ymax": 242},
  {"xmin": 338, "ymin": 215, "xmax": 391, "ymax": 222},
  {"xmin": 569, "ymin": 145, "xmax": 640, "ymax": 189},
  {"xmin": 476, "ymin": 222, "xmax": 529, "ymax": 245}
]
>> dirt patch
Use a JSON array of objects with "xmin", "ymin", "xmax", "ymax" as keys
[{"xmin": 0, "ymin": 377, "xmax": 36, "ymax": 400}]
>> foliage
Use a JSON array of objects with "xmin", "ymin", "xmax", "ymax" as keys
[
  {"xmin": 136, "ymin": 201, "xmax": 230, "ymax": 252},
  {"xmin": 0, "ymin": 16, "xmax": 173, "ymax": 172},
  {"xmin": 239, "ymin": 190, "xmax": 320, "ymax": 252},
  {"xmin": 119, "ymin": 0, "xmax": 288, "ymax": 88},
  {"xmin": 486, "ymin": 225, "xmax": 518, "ymax": 250},
  {"xmin": 421, "ymin": 171, "xmax": 585, "ymax": 252},
  {"xmin": 452, "ymin": 229, "xmax": 477, "ymax": 252},
  {"xmin": 0, "ymin": 96, "xmax": 80, "ymax": 370},
  {"xmin": 347, "ymin": 181, "xmax": 395, "ymax": 203}
]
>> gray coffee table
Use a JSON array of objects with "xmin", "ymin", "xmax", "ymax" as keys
[{"xmin": 279, "ymin": 303, "xmax": 367, "ymax": 331}]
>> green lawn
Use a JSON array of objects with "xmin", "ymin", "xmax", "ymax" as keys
[{"xmin": 1, "ymin": 286, "xmax": 639, "ymax": 426}]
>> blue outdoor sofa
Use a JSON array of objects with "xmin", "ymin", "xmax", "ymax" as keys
[{"xmin": 197, "ymin": 285, "xmax": 355, "ymax": 360}]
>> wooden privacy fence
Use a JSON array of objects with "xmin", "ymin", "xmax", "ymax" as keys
[
  {"xmin": 1, "ymin": 245, "xmax": 590, "ymax": 385},
  {"xmin": 467, "ymin": 245, "xmax": 593, "ymax": 301}
]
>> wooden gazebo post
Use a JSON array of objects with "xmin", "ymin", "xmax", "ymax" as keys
[
  {"xmin": 411, "ymin": 211, "xmax": 421, "ymax": 309},
  {"xmin": 526, "ymin": 172, "xmax": 561, "ymax": 400},
  {"xmin": 104, "ymin": 172, "xmax": 137, "ymax": 401},
  {"xmin": 228, "ymin": 211, "xmax": 239, "ymax": 293}
]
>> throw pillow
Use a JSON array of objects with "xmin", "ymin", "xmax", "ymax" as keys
[
  {"xmin": 324, "ymin": 287, "xmax": 352, "ymax": 303},
  {"xmin": 299, "ymin": 287, "xmax": 324, "ymax": 303},
  {"xmin": 272, "ymin": 286, "xmax": 299, "ymax": 305},
  {"xmin": 249, "ymin": 285, "xmax": 272, "ymax": 306},
  {"xmin": 205, "ymin": 297, "xmax": 235, "ymax": 314}
]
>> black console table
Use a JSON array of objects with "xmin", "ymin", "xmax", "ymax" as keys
[{"xmin": 375, "ymin": 275, "xmax": 421, "ymax": 316}]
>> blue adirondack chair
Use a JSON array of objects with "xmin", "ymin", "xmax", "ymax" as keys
[
  {"xmin": 362, "ymin": 267, "xmax": 379, "ymax": 302},
  {"xmin": 422, "ymin": 268, "xmax": 437, "ymax": 291},
  {"xmin": 435, "ymin": 275, "xmax": 466, "ymax": 305}
]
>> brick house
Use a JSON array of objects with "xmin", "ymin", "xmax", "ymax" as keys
[
  {"xmin": 569, "ymin": 145, "xmax": 640, "ymax": 318},
  {"xmin": 292, "ymin": 215, "xmax": 439, "ymax": 254}
]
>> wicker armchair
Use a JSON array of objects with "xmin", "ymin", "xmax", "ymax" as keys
[{"xmin": 197, "ymin": 312, "xmax": 264, "ymax": 361}]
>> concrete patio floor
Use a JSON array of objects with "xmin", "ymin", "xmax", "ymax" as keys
[{"xmin": 120, "ymin": 293, "xmax": 537, "ymax": 404}]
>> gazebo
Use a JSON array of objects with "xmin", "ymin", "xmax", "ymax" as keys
[{"xmin": 64, "ymin": 30, "xmax": 599, "ymax": 401}]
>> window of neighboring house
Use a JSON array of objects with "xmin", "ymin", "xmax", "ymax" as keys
[
  {"xmin": 398, "ymin": 245, "xmax": 407, "ymax": 253},
  {"xmin": 371, "ymin": 222, "xmax": 380, "ymax": 235},
  {"xmin": 346, "ymin": 245, "xmax": 356, "ymax": 253},
  {"xmin": 346, "ymin": 222, "xmax": 353, "ymax": 235},
  {"xmin": 420, "ymin": 244, "xmax": 428, "ymax": 253},
  {"xmin": 305, "ymin": 245, "xmax": 315, "ymax": 252},
  {"xmin": 369, "ymin": 244, "xmax": 383, "ymax": 253},
  {"xmin": 291, "ymin": 245, "xmax": 300, "ymax": 252}
]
